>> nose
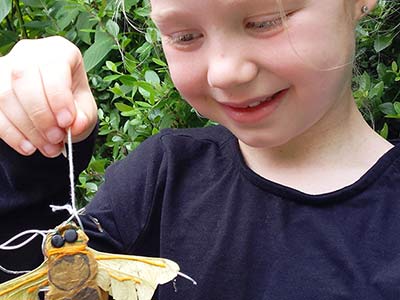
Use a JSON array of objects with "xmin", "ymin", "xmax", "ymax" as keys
[{"xmin": 207, "ymin": 48, "xmax": 258, "ymax": 89}]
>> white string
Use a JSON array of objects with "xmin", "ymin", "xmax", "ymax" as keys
[
  {"xmin": 0, "ymin": 229, "xmax": 49, "ymax": 274},
  {"xmin": 0, "ymin": 230, "xmax": 48, "ymax": 250},
  {"xmin": 50, "ymin": 128, "xmax": 84, "ymax": 230},
  {"xmin": 0, "ymin": 128, "xmax": 83, "ymax": 275}
]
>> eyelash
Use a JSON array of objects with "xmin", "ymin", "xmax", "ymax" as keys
[
  {"xmin": 165, "ymin": 15, "xmax": 286, "ymax": 48},
  {"xmin": 245, "ymin": 17, "xmax": 284, "ymax": 31},
  {"xmin": 168, "ymin": 32, "xmax": 204, "ymax": 45}
]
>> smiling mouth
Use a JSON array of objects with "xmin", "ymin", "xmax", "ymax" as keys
[
  {"xmin": 218, "ymin": 88, "xmax": 289, "ymax": 124},
  {"xmin": 247, "ymin": 95, "xmax": 275, "ymax": 108},
  {"xmin": 224, "ymin": 88, "xmax": 288, "ymax": 110}
]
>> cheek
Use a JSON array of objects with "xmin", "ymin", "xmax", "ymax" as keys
[
  {"xmin": 284, "ymin": 10, "xmax": 356, "ymax": 70},
  {"xmin": 164, "ymin": 49, "xmax": 206, "ymax": 102}
]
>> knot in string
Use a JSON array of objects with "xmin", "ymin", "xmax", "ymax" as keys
[{"xmin": 0, "ymin": 127, "xmax": 83, "ymax": 274}]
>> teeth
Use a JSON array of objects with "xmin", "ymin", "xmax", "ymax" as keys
[
  {"xmin": 248, "ymin": 101, "xmax": 261, "ymax": 108},
  {"xmin": 247, "ymin": 96, "xmax": 272, "ymax": 108}
]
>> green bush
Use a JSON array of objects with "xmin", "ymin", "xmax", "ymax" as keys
[
  {"xmin": 0, "ymin": 0, "xmax": 399, "ymax": 203},
  {"xmin": 354, "ymin": 0, "xmax": 400, "ymax": 138}
]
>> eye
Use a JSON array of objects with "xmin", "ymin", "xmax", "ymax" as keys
[
  {"xmin": 51, "ymin": 234, "xmax": 65, "ymax": 248},
  {"xmin": 245, "ymin": 15, "xmax": 287, "ymax": 33},
  {"xmin": 64, "ymin": 229, "xmax": 78, "ymax": 243},
  {"xmin": 166, "ymin": 31, "xmax": 204, "ymax": 48},
  {"xmin": 246, "ymin": 18, "xmax": 282, "ymax": 30}
]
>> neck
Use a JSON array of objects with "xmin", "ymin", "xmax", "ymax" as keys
[{"xmin": 238, "ymin": 90, "xmax": 393, "ymax": 193}]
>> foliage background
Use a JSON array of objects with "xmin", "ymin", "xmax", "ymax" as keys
[{"xmin": 0, "ymin": 0, "xmax": 399, "ymax": 203}]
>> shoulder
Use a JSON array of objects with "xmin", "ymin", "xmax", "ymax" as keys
[{"xmin": 110, "ymin": 125, "xmax": 235, "ymax": 171}]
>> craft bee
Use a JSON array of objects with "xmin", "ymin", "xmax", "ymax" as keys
[{"xmin": 0, "ymin": 223, "xmax": 180, "ymax": 300}]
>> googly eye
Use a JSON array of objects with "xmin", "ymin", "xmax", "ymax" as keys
[
  {"xmin": 51, "ymin": 234, "xmax": 65, "ymax": 248},
  {"xmin": 64, "ymin": 229, "xmax": 78, "ymax": 243}
]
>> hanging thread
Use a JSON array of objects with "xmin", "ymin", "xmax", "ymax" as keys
[
  {"xmin": 50, "ymin": 128, "xmax": 84, "ymax": 229},
  {"xmin": 0, "ymin": 128, "xmax": 83, "ymax": 274}
]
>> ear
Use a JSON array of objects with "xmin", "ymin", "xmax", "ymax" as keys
[{"xmin": 354, "ymin": 0, "xmax": 378, "ymax": 20}]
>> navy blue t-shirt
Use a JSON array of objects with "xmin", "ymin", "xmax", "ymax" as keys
[{"xmin": 2, "ymin": 125, "xmax": 400, "ymax": 299}]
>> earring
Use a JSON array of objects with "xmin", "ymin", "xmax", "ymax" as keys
[{"xmin": 361, "ymin": 5, "xmax": 369, "ymax": 14}]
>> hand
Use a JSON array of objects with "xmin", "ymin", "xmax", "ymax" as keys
[{"xmin": 0, "ymin": 36, "xmax": 98, "ymax": 158}]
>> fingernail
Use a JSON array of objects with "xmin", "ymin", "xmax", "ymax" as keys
[
  {"xmin": 46, "ymin": 127, "xmax": 64, "ymax": 144},
  {"xmin": 56, "ymin": 109, "xmax": 72, "ymax": 128},
  {"xmin": 20, "ymin": 140, "xmax": 36, "ymax": 154},
  {"xmin": 43, "ymin": 144, "xmax": 61, "ymax": 157},
  {"xmin": 61, "ymin": 145, "xmax": 67, "ymax": 158}
]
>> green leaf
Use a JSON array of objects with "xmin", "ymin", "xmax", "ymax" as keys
[
  {"xmin": 135, "ymin": 101, "xmax": 153, "ymax": 108},
  {"xmin": 124, "ymin": 0, "xmax": 140, "ymax": 11},
  {"xmin": 0, "ymin": 30, "xmax": 18, "ymax": 55},
  {"xmin": 135, "ymin": 42, "xmax": 152, "ymax": 60},
  {"xmin": 145, "ymin": 28, "xmax": 159, "ymax": 44},
  {"xmin": 76, "ymin": 12, "xmax": 97, "ymax": 45},
  {"xmin": 106, "ymin": 61, "xmax": 118, "ymax": 72},
  {"xmin": 359, "ymin": 72, "xmax": 371, "ymax": 91},
  {"xmin": 374, "ymin": 35, "xmax": 393, "ymax": 53},
  {"xmin": 385, "ymin": 115, "xmax": 400, "ymax": 119},
  {"xmin": 380, "ymin": 123, "xmax": 389, "ymax": 139},
  {"xmin": 152, "ymin": 58, "xmax": 167, "ymax": 67},
  {"xmin": 24, "ymin": 20, "xmax": 53, "ymax": 29},
  {"xmin": 392, "ymin": 61, "xmax": 399, "ymax": 73},
  {"xmin": 103, "ymin": 74, "xmax": 122, "ymax": 82},
  {"xmin": 394, "ymin": 102, "xmax": 400, "ymax": 115},
  {"xmin": 56, "ymin": 7, "xmax": 79, "ymax": 31},
  {"xmin": 0, "ymin": 0, "xmax": 11, "ymax": 23},
  {"xmin": 379, "ymin": 103, "xmax": 396, "ymax": 115},
  {"xmin": 134, "ymin": 6, "xmax": 151, "ymax": 17},
  {"xmin": 22, "ymin": 0, "xmax": 43, "ymax": 8},
  {"xmin": 106, "ymin": 20, "xmax": 119, "ymax": 37},
  {"xmin": 369, "ymin": 81, "xmax": 384, "ymax": 99},
  {"xmin": 115, "ymin": 102, "xmax": 134, "ymax": 112},
  {"xmin": 119, "ymin": 75, "xmax": 136, "ymax": 86},
  {"xmin": 135, "ymin": 81, "xmax": 156, "ymax": 100},
  {"xmin": 85, "ymin": 182, "xmax": 98, "ymax": 192},
  {"xmin": 124, "ymin": 55, "xmax": 138, "ymax": 74},
  {"xmin": 83, "ymin": 35, "xmax": 115, "ymax": 72},
  {"xmin": 21, "ymin": 0, "xmax": 43, "ymax": 7},
  {"xmin": 110, "ymin": 84, "xmax": 125, "ymax": 97},
  {"xmin": 145, "ymin": 70, "xmax": 160, "ymax": 86},
  {"xmin": 377, "ymin": 63, "xmax": 387, "ymax": 78}
]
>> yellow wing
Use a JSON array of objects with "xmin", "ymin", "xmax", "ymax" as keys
[
  {"xmin": 0, "ymin": 261, "xmax": 48, "ymax": 300},
  {"xmin": 91, "ymin": 248, "xmax": 179, "ymax": 300}
]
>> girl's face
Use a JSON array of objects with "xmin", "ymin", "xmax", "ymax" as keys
[{"xmin": 151, "ymin": 0, "xmax": 363, "ymax": 148}]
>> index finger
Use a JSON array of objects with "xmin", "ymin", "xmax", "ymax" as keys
[{"xmin": 39, "ymin": 62, "xmax": 77, "ymax": 129}]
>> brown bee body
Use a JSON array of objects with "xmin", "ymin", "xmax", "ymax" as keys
[
  {"xmin": 44, "ymin": 224, "xmax": 102, "ymax": 300},
  {"xmin": 47, "ymin": 252, "xmax": 100, "ymax": 300},
  {"xmin": 0, "ymin": 222, "xmax": 180, "ymax": 300}
]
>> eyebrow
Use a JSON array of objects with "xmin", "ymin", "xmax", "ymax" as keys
[{"xmin": 151, "ymin": 8, "xmax": 184, "ymax": 23}]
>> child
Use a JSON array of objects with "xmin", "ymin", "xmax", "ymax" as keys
[{"xmin": 1, "ymin": 0, "xmax": 400, "ymax": 299}]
